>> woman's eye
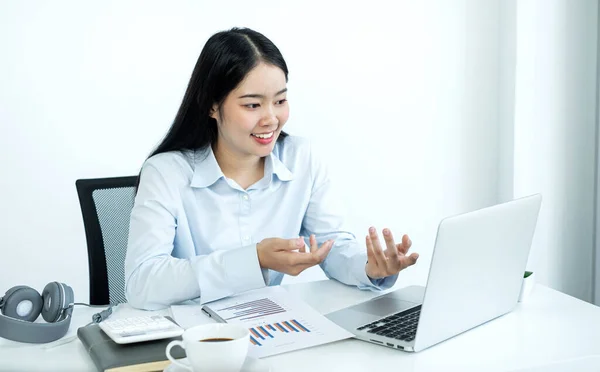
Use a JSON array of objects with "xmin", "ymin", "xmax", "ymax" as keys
[
  {"xmin": 245, "ymin": 103, "xmax": 260, "ymax": 109},
  {"xmin": 276, "ymin": 99, "xmax": 287, "ymax": 105}
]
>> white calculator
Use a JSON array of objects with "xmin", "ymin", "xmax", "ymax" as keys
[{"xmin": 98, "ymin": 315, "xmax": 184, "ymax": 344}]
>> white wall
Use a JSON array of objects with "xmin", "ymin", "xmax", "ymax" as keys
[
  {"xmin": 1, "ymin": 0, "xmax": 503, "ymax": 304},
  {"xmin": 497, "ymin": 0, "xmax": 517, "ymax": 205},
  {"xmin": 512, "ymin": 0, "xmax": 598, "ymax": 302}
]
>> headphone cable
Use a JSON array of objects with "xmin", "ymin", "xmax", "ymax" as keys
[{"xmin": 74, "ymin": 302, "xmax": 115, "ymax": 324}]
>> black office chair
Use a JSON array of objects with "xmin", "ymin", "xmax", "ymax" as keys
[{"xmin": 75, "ymin": 176, "xmax": 138, "ymax": 305}]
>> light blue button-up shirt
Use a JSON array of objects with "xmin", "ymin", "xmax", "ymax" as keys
[{"xmin": 125, "ymin": 136, "xmax": 397, "ymax": 310}]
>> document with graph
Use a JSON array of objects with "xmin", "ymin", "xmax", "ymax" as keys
[{"xmin": 200, "ymin": 286, "xmax": 354, "ymax": 358}]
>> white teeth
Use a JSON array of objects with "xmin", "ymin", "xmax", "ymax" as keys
[{"xmin": 252, "ymin": 132, "xmax": 274, "ymax": 139}]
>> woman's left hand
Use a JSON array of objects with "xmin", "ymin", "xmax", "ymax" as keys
[{"xmin": 365, "ymin": 227, "xmax": 419, "ymax": 280}]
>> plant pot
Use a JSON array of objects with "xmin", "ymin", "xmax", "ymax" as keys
[{"xmin": 518, "ymin": 271, "xmax": 535, "ymax": 302}]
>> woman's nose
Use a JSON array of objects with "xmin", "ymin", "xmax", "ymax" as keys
[{"xmin": 260, "ymin": 108, "xmax": 278, "ymax": 126}]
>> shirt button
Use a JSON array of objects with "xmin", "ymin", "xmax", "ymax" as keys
[
  {"xmin": 243, "ymin": 235, "xmax": 251, "ymax": 242},
  {"xmin": 242, "ymin": 194, "xmax": 249, "ymax": 200}
]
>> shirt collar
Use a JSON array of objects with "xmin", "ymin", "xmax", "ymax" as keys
[
  {"xmin": 190, "ymin": 147, "xmax": 293, "ymax": 189},
  {"xmin": 268, "ymin": 151, "xmax": 293, "ymax": 182},
  {"xmin": 190, "ymin": 148, "xmax": 224, "ymax": 188}
]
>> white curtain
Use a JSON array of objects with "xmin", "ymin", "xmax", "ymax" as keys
[{"xmin": 499, "ymin": 0, "xmax": 598, "ymax": 304}]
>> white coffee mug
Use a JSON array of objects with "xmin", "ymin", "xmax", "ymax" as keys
[{"xmin": 166, "ymin": 323, "xmax": 250, "ymax": 372}]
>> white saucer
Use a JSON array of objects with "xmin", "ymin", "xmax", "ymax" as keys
[{"xmin": 163, "ymin": 355, "xmax": 271, "ymax": 372}]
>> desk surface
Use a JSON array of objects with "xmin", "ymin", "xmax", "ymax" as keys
[{"xmin": 1, "ymin": 280, "xmax": 600, "ymax": 372}]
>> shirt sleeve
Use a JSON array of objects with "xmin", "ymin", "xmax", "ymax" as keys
[
  {"xmin": 299, "ymin": 143, "xmax": 398, "ymax": 291},
  {"xmin": 124, "ymin": 160, "xmax": 267, "ymax": 310}
]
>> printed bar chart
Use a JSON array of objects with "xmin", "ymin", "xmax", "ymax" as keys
[
  {"xmin": 248, "ymin": 319, "xmax": 311, "ymax": 347},
  {"xmin": 215, "ymin": 298, "xmax": 286, "ymax": 321},
  {"xmin": 198, "ymin": 286, "xmax": 353, "ymax": 358}
]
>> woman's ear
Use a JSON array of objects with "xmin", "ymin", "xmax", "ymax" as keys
[{"xmin": 209, "ymin": 104, "xmax": 219, "ymax": 120}]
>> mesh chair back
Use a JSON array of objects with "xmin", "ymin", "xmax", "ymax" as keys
[{"xmin": 76, "ymin": 176, "xmax": 137, "ymax": 305}]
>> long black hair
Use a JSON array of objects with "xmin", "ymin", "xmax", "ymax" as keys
[{"xmin": 138, "ymin": 27, "xmax": 289, "ymax": 186}]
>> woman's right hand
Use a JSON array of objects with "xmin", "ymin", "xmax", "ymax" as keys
[{"xmin": 257, "ymin": 235, "xmax": 334, "ymax": 276}]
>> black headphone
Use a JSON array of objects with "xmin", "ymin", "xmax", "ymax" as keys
[{"xmin": 0, "ymin": 282, "xmax": 74, "ymax": 343}]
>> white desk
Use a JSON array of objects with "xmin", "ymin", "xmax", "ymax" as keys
[{"xmin": 1, "ymin": 280, "xmax": 600, "ymax": 372}]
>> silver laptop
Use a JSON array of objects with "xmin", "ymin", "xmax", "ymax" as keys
[{"xmin": 326, "ymin": 194, "xmax": 542, "ymax": 352}]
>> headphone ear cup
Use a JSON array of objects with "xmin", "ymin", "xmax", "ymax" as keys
[
  {"xmin": 41, "ymin": 282, "xmax": 63, "ymax": 323},
  {"xmin": 3, "ymin": 285, "xmax": 29, "ymax": 301},
  {"xmin": 1, "ymin": 286, "xmax": 43, "ymax": 322},
  {"xmin": 1, "ymin": 285, "xmax": 28, "ymax": 314},
  {"xmin": 62, "ymin": 283, "xmax": 74, "ymax": 308}
]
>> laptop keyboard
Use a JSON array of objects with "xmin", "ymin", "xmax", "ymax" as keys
[{"xmin": 356, "ymin": 305, "xmax": 421, "ymax": 342}]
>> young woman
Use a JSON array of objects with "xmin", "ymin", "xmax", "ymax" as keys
[{"xmin": 124, "ymin": 27, "xmax": 419, "ymax": 310}]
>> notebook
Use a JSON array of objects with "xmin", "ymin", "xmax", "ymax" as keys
[{"xmin": 77, "ymin": 317, "xmax": 184, "ymax": 372}]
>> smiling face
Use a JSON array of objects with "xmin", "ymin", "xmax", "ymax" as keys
[{"xmin": 211, "ymin": 62, "xmax": 289, "ymax": 161}]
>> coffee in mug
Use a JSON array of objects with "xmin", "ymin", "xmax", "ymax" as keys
[
  {"xmin": 166, "ymin": 323, "xmax": 249, "ymax": 372},
  {"xmin": 198, "ymin": 337, "xmax": 234, "ymax": 342}
]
